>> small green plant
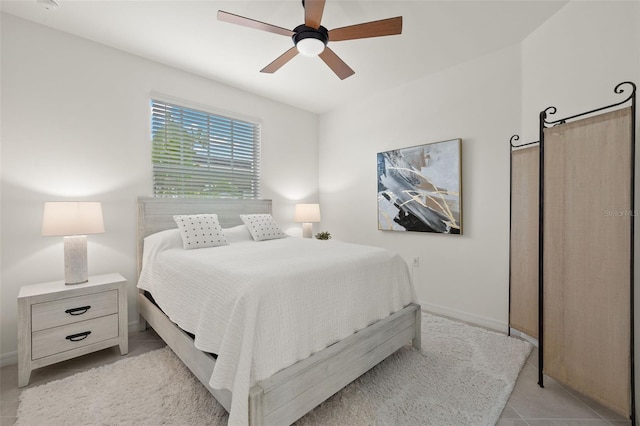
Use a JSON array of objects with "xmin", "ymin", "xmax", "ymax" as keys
[{"xmin": 315, "ymin": 231, "xmax": 332, "ymax": 240}]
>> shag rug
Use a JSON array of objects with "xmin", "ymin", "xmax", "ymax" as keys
[{"xmin": 17, "ymin": 313, "xmax": 531, "ymax": 426}]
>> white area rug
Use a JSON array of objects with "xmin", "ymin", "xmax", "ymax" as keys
[{"xmin": 17, "ymin": 314, "xmax": 531, "ymax": 426}]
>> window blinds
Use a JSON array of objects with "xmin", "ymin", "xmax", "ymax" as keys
[{"xmin": 151, "ymin": 99, "xmax": 261, "ymax": 199}]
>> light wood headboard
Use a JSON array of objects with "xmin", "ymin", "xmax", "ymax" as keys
[{"xmin": 136, "ymin": 197, "xmax": 272, "ymax": 276}]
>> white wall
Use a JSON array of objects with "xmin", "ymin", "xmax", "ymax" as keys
[
  {"xmin": 521, "ymin": 1, "xmax": 640, "ymax": 142},
  {"xmin": 0, "ymin": 14, "xmax": 319, "ymax": 364},
  {"xmin": 319, "ymin": 45, "xmax": 522, "ymax": 331}
]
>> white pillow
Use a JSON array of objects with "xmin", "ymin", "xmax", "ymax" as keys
[
  {"xmin": 142, "ymin": 229, "xmax": 183, "ymax": 266},
  {"xmin": 223, "ymin": 224, "xmax": 253, "ymax": 243},
  {"xmin": 173, "ymin": 214, "xmax": 228, "ymax": 249},
  {"xmin": 240, "ymin": 214, "xmax": 287, "ymax": 242},
  {"xmin": 144, "ymin": 228, "xmax": 182, "ymax": 251}
]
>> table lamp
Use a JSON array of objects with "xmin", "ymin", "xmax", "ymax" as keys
[
  {"xmin": 42, "ymin": 201, "xmax": 105, "ymax": 284},
  {"xmin": 294, "ymin": 203, "xmax": 321, "ymax": 238}
]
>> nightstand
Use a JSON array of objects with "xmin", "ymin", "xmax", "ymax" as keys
[{"xmin": 17, "ymin": 273, "xmax": 128, "ymax": 387}]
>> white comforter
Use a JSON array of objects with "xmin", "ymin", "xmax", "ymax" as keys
[{"xmin": 137, "ymin": 232, "xmax": 416, "ymax": 426}]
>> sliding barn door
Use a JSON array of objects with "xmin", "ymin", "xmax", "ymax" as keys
[
  {"xmin": 543, "ymin": 107, "xmax": 633, "ymax": 417},
  {"xmin": 510, "ymin": 146, "xmax": 539, "ymax": 338}
]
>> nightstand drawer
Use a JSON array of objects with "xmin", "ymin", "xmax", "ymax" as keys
[
  {"xmin": 32, "ymin": 290, "xmax": 118, "ymax": 331},
  {"xmin": 32, "ymin": 314, "xmax": 119, "ymax": 360}
]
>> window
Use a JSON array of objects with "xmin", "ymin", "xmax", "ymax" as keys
[{"xmin": 151, "ymin": 99, "xmax": 261, "ymax": 199}]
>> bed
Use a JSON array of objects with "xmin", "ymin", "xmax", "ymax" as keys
[{"xmin": 136, "ymin": 197, "xmax": 421, "ymax": 426}]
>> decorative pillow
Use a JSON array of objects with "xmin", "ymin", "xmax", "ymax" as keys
[
  {"xmin": 223, "ymin": 225, "xmax": 253, "ymax": 244},
  {"xmin": 240, "ymin": 214, "xmax": 287, "ymax": 242},
  {"xmin": 173, "ymin": 214, "xmax": 228, "ymax": 249}
]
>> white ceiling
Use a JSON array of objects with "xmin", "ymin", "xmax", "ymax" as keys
[{"xmin": 1, "ymin": 0, "xmax": 567, "ymax": 113}]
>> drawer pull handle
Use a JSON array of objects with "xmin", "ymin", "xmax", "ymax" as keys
[
  {"xmin": 65, "ymin": 306, "xmax": 91, "ymax": 316},
  {"xmin": 65, "ymin": 331, "xmax": 92, "ymax": 342}
]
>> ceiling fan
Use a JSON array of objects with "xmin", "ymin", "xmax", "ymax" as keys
[{"xmin": 217, "ymin": 0, "xmax": 402, "ymax": 80}]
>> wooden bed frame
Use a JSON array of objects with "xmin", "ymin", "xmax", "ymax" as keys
[{"xmin": 136, "ymin": 197, "xmax": 422, "ymax": 426}]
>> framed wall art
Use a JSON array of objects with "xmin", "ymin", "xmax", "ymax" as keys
[{"xmin": 377, "ymin": 138, "xmax": 462, "ymax": 234}]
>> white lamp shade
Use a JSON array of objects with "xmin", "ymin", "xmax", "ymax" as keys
[
  {"xmin": 294, "ymin": 203, "xmax": 321, "ymax": 223},
  {"xmin": 42, "ymin": 202, "xmax": 105, "ymax": 236}
]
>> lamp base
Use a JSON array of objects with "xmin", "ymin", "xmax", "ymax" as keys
[
  {"xmin": 302, "ymin": 222, "xmax": 313, "ymax": 239},
  {"xmin": 64, "ymin": 235, "xmax": 88, "ymax": 285}
]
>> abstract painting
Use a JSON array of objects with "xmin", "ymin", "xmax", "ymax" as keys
[{"xmin": 377, "ymin": 139, "xmax": 462, "ymax": 234}]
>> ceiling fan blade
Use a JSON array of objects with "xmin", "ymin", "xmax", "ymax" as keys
[
  {"xmin": 318, "ymin": 47, "xmax": 355, "ymax": 80},
  {"xmin": 218, "ymin": 11, "xmax": 294, "ymax": 37},
  {"xmin": 261, "ymin": 47, "xmax": 299, "ymax": 74},
  {"xmin": 329, "ymin": 16, "xmax": 402, "ymax": 42},
  {"xmin": 304, "ymin": 0, "xmax": 326, "ymax": 29}
]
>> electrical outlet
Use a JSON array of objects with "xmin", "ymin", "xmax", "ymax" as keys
[{"xmin": 412, "ymin": 257, "xmax": 419, "ymax": 267}]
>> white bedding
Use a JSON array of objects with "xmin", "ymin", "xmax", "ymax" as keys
[{"xmin": 137, "ymin": 231, "xmax": 416, "ymax": 426}]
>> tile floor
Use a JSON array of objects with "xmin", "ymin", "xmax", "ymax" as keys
[
  {"xmin": 0, "ymin": 330, "xmax": 633, "ymax": 426},
  {"xmin": 497, "ymin": 347, "xmax": 632, "ymax": 426}
]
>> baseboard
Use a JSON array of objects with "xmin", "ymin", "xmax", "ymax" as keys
[
  {"xmin": 509, "ymin": 328, "xmax": 539, "ymax": 346},
  {"xmin": 420, "ymin": 300, "xmax": 508, "ymax": 333},
  {"xmin": 128, "ymin": 319, "xmax": 140, "ymax": 333},
  {"xmin": 0, "ymin": 350, "xmax": 18, "ymax": 367}
]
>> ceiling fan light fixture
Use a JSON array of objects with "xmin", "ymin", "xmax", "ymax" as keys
[
  {"xmin": 292, "ymin": 24, "xmax": 328, "ymax": 57},
  {"xmin": 296, "ymin": 38, "xmax": 325, "ymax": 56}
]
